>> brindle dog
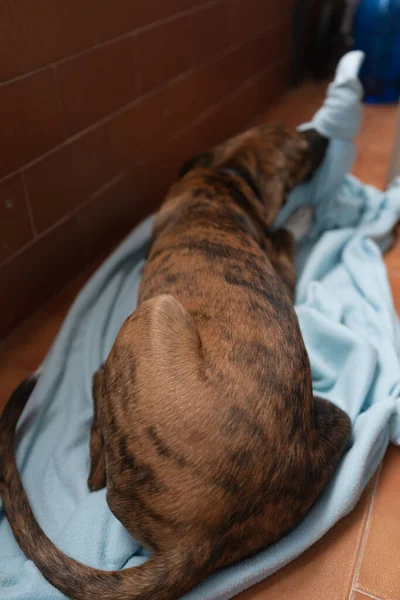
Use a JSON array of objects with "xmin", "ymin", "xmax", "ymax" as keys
[{"xmin": 0, "ymin": 124, "xmax": 351, "ymax": 600}]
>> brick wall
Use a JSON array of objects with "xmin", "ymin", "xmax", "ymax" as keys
[{"xmin": 0, "ymin": 0, "xmax": 294, "ymax": 337}]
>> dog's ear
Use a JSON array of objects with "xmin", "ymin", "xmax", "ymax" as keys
[{"xmin": 178, "ymin": 151, "xmax": 213, "ymax": 178}]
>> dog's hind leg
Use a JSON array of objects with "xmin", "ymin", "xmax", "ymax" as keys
[
  {"xmin": 88, "ymin": 366, "xmax": 107, "ymax": 491},
  {"xmin": 308, "ymin": 396, "xmax": 351, "ymax": 498}
]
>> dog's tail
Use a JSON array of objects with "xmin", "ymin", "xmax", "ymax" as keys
[{"xmin": 0, "ymin": 374, "xmax": 197, "ymax": 600}]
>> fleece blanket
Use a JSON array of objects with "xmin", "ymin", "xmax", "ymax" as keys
[{"xmin": 1, "ymin": 51, "xmax": 400, "ymax": 600}]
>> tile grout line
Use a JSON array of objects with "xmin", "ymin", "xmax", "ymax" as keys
[
  {"xmin": 1, "ymin": 166, "xmax": 142, "ymax": 271},
  {"xmin": 20, "ymin": 170, "xmax": 37, "ymax": 238},
  {"xmin": 0, "ymin": 0, "xmax": 227, "ymax": 87},
  {"xmin": 0, "ymin": 57, "xmax": 280, "ymax": 271},
  {"xmin": 88, "ymin": 172, "xmax": 129, "ymax": 202},
  {"xmin": 355, "ymin": 590, "xmax": 385, "ymax": 600},
  {"xmin": 348, "ymin": 463, "xmax": 383, "ymax": 600},
  {"xmin": 169, "ymin": 61, "xmax": 284, "ymax": 142},
  {"xmin": 341, "ymin": 477, "xmax": 379, "ymax": 600},
  {"xmin": 0, "ymin": 20, "xmax": 282, "ymax": 186}
]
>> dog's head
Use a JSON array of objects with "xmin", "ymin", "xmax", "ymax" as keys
[{"xmin": 179, "ymin": 124, "xmax": 328, "ymax": 221}]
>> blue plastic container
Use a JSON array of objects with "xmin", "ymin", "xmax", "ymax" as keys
[{"xmin": 353, "ymin": 0, "xmax": 400, "ymax": 103}]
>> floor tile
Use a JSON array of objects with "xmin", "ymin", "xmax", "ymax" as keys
[
  {"xmin": 384, "ymin": 233, "xmax": 400, "ymax": 275},
  {"xmin": 0, "ymin": 259, "xmax": 102, "ymax": 371},
  {"xmin": 355, "ymin": 447, "xmax": 400, "ymax": 600},
  {"xmin": 235, "ymin": 473, "xmax": 378, "ymax": 600},
  {"xmin": 0, "ymin": 364, "xmax": 31, "ymax": 415},
  {"xmin": 0, "ymin": 275, "xmax": 84, "ymax": 371},
  {"xmin": 386, "ymin": 271, "xmax": 400, "ymax": 316},
  {"xmin": 385, "ymin": 238, "xmax": 400, "ymax": 314},
  {"xmin": 359, "ymin": 104, "xmax": 398, "ymax": 146},
  {"xmin": 352, "ymin": 103, "xmax": 397, "ymax": 189},
  {"xmin": 352, "ymin": 148, "xmax": 391, "ymax": 190}
]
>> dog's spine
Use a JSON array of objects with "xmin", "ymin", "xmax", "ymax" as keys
[{"xmin": 0, "ymin": 375, "xmax": 196, "ymax": 600}]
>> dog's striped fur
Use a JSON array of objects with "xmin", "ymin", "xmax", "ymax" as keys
[{"xmin": 0, "ymin": 124, "xmax": 350, "ymax": 600}]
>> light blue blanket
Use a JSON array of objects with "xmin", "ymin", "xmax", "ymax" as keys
[{"xmin": 1, "ymin": 51, "xmax": 400, "ymax": 600}]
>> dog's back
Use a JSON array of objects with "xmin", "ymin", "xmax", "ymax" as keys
[{"xmin": 0, "ymin": 125, "xmax": 351, "ymax": 600}]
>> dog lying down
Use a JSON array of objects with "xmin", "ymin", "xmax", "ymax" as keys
[{"xmin": 0, "ymin": 124, "xmax": 351, "ymax": 600}]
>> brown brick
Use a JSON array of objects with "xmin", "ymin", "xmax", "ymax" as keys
[
  {"xmin": 145, "ymin": 144, "xmax": 185, "ymax": 204},
  {"xmin": 76, "ymin": 167, "xmax": 149, "ymax": 263},
  {"xmin": 147, "ymin": 81, "xmax": 253, "ymax": 204},
  {"xmin": 0, "ymin": 0, "xmax": 98, "ymax": 82},
  {"xmin": 165, "ymin": 63, "xmax": 288, "ymax": 184},
  {"xmin": 0, "ymin": 0, "xmax": 207, "ymax": 82},
  {"xmin": 158, "ymin": 109, "xmax": 235, "ymax": 201},
  {"xmin": 109, "ymin": 88, "xmax": 171, "ymax": 171},
  {"xmin": 135, "ymin": 15, "xmax": 192, "ymax": 94},
  {"xmin": 168, "ymin": 88, "xmax": 243, "ymax": 167},
  {"xmin": 25, "ymin": 126, "xmax": 117, "ymax": 233},
  {"xmin": 168, "ymin": 23, "xmax": 292, "ymax": 134},
  {"xmin": 56, "ymin": 38, "xmax": 139, "ymax": 135},
  {"xmin": 220, "ymin": 60, "xmax": 288, "ymax": 132},
  {"xmin": 94, "ymin": 0, "xmax": 202, "ymax": 44},
  {"xmin": 221, "ymin": 62, "xmax": 290, "ymax": 132},
  {"xmin": 229, "ymin": 0, "xmax": 293, "ymax": 46},
  {"xmin": 166, "ymin": 39, "xmax": 249, "ymax": 133},
  {"xmin": 0, "ymin": 216, "xmax": 84, "ymax": 338},
  {"xmin": 221, "ymin": 26, "xmax": 290, "ymax": 94},
  {"xmin": 0, "ymin": 69, "xmax": 65, "ymax": 178},
  {"xmin": 167, "ymin": 61, "xmax": 223, "ymax": 134},
  {"xmin": 194, "ymin": 92, "xmax": 249, "ymax": 146},
  {"xmin": 0, "ymin": 175, "xmax": 33, "ymax": 263},
  {"xmin": 92, "ymin": 0, "xmax": 149, "ymax": 42},
  {"xmin": 229, "ymin": 0, "xmax": 268, "ymax": 45},
  {"xmin": 190, "ymin": 1, "xmax": 234, "ymax": 67}
]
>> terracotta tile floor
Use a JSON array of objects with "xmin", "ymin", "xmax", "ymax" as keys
[{"xmin": 1, "ymin": 82, "xmax": 400, "ymax": 600}]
